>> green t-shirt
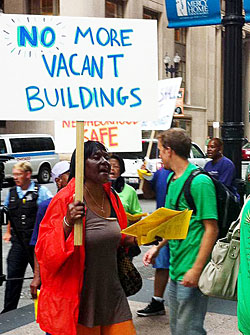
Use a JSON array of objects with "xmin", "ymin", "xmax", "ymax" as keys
[
  {"xmin": 238, "ymin": 200, "xmax": 250, "ymax": 335},
  {"xmin": 118, "ymin": 183, "xmax": 142, "ymax": 226},
  {"xmin": 165, "ymin": 163, "xmax": 218, "ymax": 281}
]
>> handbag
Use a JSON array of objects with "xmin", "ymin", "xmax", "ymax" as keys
[
  {"xmin": 128, "ymin": 245, "xmax": 141, "ymax": 258},
  {"xmin": 198, "ymin": 198, "xmax": 250, "ymax": 300},
  {"xmin": 198, "ymin": 218, "xmax": 240, "ymax": 300},
  {"xmin": 117, "ymin": 246, "xmax": 142, "ymax": 297}
]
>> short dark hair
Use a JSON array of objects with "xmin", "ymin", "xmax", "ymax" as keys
[
  {"xmin": 158, "ymin": 128, "xmax": 191, "ymax": 159},
  {"xmin": 109, "ymin": 154, "xmax": 125, "ymax": 175},
  {"xmin": 209, "ymin": 138, "xmax": 223, "ymax": 149},
  {"xmin": 69, "ymin": 141, "xmax": 107, "ymax": 180}
]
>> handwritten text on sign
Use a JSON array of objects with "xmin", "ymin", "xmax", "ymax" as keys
[
  {"xmin": 0, "ymin": 15, "xmax": 158, "ymax": 121},
  {"xmin": 55, "ymin": 120, "xmax": 141, "ymax": 153}
]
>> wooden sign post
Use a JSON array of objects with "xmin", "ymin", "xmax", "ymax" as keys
[
  {"xmin": 139, "ymin": 130, "xmax": 156, "ymax": 191},
  {"xmin": 74, "ymin": 121, "xmax": 85, "ymax": 246}
]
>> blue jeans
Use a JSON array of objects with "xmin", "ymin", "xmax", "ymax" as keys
[{"xmin": 167, "ymin": 279, "xmax": 208, "ymax": 335}]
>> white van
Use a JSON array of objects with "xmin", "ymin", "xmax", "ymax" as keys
[
  {"xmin": 111, "ymin": 140, "xmax": 210, "ymax": 189},
  {"xmin": 0, "ymin": 134, "xmax": 59, "ymax": 183}
]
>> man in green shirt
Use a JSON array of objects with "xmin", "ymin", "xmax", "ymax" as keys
[
  {"xmin": 238, "ymin": 199, "xmax": 250, "ymax": 335},
  {"xmin": 143, "ymin": 128, "xmax": 218, "ymax": 335}
]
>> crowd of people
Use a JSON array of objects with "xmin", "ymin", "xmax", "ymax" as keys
[{"xmin": 1, "ymin": 129, "xmax": 249, "ymax": 335}]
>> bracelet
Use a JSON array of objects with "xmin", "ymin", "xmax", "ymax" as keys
[{"xmin": 63, "ymin": 216, "xmax": 73, "ymax": 228}]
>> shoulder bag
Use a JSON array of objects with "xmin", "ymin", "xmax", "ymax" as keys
[
  {"xmin": 198, "ymin": 197, "xmax": 249, "ymax": 300},
  {"xmin": 117, "ymin": 246, "xmax": 142, "ymax": 297}
]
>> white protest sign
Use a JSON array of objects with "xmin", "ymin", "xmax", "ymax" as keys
[
  {"xmin": 0, "ymin": 14, "xmax": 158, "ymax": 121},
  {"xmin": 55, "ymin": 120, "xmax": 141, "ymax": 153},
  {"xmin": 141, "ymin": 78, "xmax": 182, "ymax": 130}
]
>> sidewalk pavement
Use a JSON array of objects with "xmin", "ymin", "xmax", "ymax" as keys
[{"xmin": 2, "ymin": 300, "xmax": 239, "ymax": 335}]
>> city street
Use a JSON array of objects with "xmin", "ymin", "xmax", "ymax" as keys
[{"xmin": 0, "ymin": 180, "xmax": 239, "ymax": 334}]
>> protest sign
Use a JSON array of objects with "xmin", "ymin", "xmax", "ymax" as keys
[
  {"xmin": 0, "ymin": 14, "xmax": 157, "ymax": 245},
  {"xmin": 0, "ymin": 14, "xmax": 158, "ymax": 121},
  {"xmin": 141, "ymin": 77, "xmax": 182, "ymax": 130},
  {"xmin": 55, "ymin": 120, "xmax": 141, "ymax": 153}
]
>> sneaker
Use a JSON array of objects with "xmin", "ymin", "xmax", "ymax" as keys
[{"xmin": 136, "ymin": 298, "xmax": 165, "ymax": 317}]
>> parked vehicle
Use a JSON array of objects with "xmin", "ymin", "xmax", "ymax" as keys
[
  {"xmin": 245, "ymin": 163, "xmax": 250, "ymax": 196},
  {"xmin": 111, "ymin": 140, "xmax": 210, "ymax": 189},
  {"xmin": 0, "ymin": 134, "xmax": 59, "ymax": 183},
  {"xmin": 242, "ymin": 142, "xmax": 250, "ymax": 160}
]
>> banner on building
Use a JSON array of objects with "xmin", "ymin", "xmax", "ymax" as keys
[
  {"xmin": 174, "ymin": 88, "xmax": 185, "ymax": 115},
  {"xmin": 165, "ymin": 0, "xmax": 221, "ymax": 28},
  {"xmin": 244, "ymin": 0, "xmax": 250, "ymax": 23},
  {"xmin": 141, "ymin": 78, "xmax": 182, "ymax": 131},
  {"xmin": 0, "ymin": 14, "xmax": 158, "ymax": 121},
  {"xmin": 55, "ymin": 120, "xmax": 141, "ymax": 153}
]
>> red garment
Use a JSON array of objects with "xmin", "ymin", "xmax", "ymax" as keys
[{"xmin": 35, "ymin": 179, "xmax": 128, "ymax": 335}]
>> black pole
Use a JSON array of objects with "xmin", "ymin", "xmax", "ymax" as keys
[
  {"xmin": 221, "ymin": 0, "xmax": 245, "ymax": 202},
  {"xmin": 221, "ymin": 0, "xmax": 245, "ymax": 179}
]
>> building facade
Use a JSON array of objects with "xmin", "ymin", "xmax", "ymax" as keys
[{"xmin": 0, "ymin": 0, "xmax": 250, "ymax": 151}]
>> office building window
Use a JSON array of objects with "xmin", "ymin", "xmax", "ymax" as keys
[
  {"xmin": 0, "ymin": 0, "xmax": 3, "ymax": 13},
  {"xmin": 175, "ymin": 28, "xmax": 187, "ymax": 88},
  {"xmin": 143, "ymin": 8, "xmax": 159, "ymax": 20},
  {"xmin": 29, "ymin": 0, "xmax": 59, "ymax": 15},
  {"xmin": 0, "ymin": 121, "xmax": 6, "ymax": 128},
  {"xmin": 105, "ymin": 0, "xmax": 124, "ymax": 18}
]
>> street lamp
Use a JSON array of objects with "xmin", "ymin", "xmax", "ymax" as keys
[{"xmin": 163, "ymin": 53, "xmax": 181, "ymax": 78}]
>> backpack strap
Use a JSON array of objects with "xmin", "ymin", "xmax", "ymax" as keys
[
  {"xmin": 176, "ymin": 168, "xmax": 204, "ymax": 212},
  {"xmin": 166, "ymin": 172, "xmax": 175, "ymax": 196}
]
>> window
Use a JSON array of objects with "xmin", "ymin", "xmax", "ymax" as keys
[
  {"xmin": 191, "ymin": 143, "xmax": 205, "ymax": 159},
  {"xmin": 105, "ymin": 0, "xmax": 124, "ymax": 18},
  {"xmin": 0, "ymin": 121, "xmax": 6, "ymax": 128},
  {"xmin": 208, "ymin": 125, "xmax": 214, "ymax": 138},
  {"xmin": 175, "ymin": 28, "xmax": 187, "ymax": 88},
  {"xmin": 0, "ymin": 139, "xmax": 7, "ymax": 154},
  {"xmin": 29, "ymin": 0, "xmax": 59, "ymax": 15},
  {"xmin": 0, "ymin": 0, "xmax": 3, "ymax": 13},
  {"xmin": 143, "ymin": 8, "xmax": 159, "ymax": 20},
  {"xmin": 10, "ymin": 137, "xmax": 55, "ymax": 153}
]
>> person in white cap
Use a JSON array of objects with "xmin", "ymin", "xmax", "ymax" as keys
[{"xmin": 30, "ymin": 161, "xmax": 70, "ymax": 299}]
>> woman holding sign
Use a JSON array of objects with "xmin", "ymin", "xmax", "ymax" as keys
[{"xmin": 35, "ymin": 141, "xmax": 137, "ymax": 335}]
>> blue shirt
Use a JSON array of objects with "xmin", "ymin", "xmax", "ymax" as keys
[
  {"xmin": 30, "ymin": 198, "xmax": 52, "ymax": 246},
  {"xmin": 4, "ymin": 180, "xmax": 53, "ymax": 207},
  {"xmin": 204, "ymin": 156, "xmax": 239, "ymax": 198},
  {"xmin": 150, "ymin": 168, "xmax": 171, "ymax": 209}
]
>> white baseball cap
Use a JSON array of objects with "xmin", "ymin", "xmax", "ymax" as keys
[{"xmin": 51, "ymin": 161, "xmax": 70, "ymax": 182}]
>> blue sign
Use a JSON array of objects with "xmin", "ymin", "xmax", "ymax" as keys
[
  {"xmin": 165, "ymin": 0, "xmax": 221, "ymax": 28},
  {"xmin": 244, "ymin": 0, "xmax": 250, "ymax": 23}
]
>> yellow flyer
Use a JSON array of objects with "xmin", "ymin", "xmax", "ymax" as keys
[
  {"xmin": 121, "ymin": 207, "xmax": 192, "ymax": 245},
  {"xmin": 126, "ymin": 212, "xmax": 148, "ymax": 222}
]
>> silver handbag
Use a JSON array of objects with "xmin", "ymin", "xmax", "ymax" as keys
[{"xmin": 198, "ymin": 218, "xmax": 240, "ymax": 300}]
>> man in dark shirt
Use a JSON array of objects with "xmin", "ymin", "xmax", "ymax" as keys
[{"xmin": 204, "ymin": 138, "xmax": 239, "ymax": 200}]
